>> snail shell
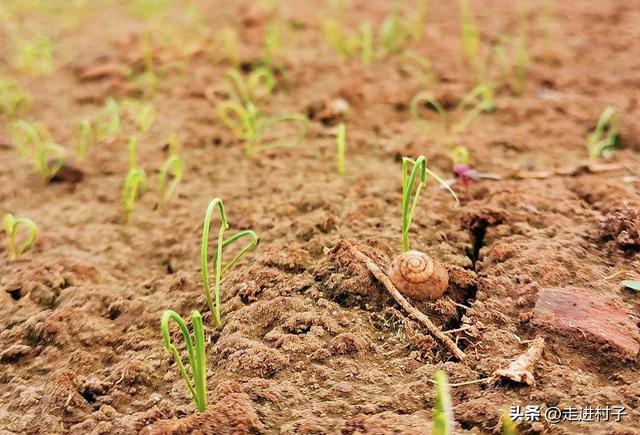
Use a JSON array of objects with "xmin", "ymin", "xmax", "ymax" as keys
[{"xmin": 388, "ymin": 251, "xmax": 449, "ymax": 301}]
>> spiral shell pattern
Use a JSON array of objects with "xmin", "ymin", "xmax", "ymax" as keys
[{"xmin": 388, "ymin": 250, "xmax": 449, "ymax": 301}]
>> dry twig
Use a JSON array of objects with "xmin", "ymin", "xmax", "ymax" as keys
[{"xmin": 348, "ymin": 244, "xmax": 467, "ymax": 361}]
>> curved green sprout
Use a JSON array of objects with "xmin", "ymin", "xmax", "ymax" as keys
[
  {"xmin": 75, "ymin": 120, "xmax": 94, "ymax": 160},
  {"xmin": 123, "ymin": 99, "xmax": 157, "ymax": 134},
  {"xmin": 9, "ymin": 120, "xmax": 64, "ymax": 181},
  {"xmin": 588, "ymin": 107, "xmax": 620, "ymax": 160},
  {"xmin": 2, "ymin": 213, "xmax": 38, "ymax": 261},
  {"xmin": 410, "ymin": 84, "xmax": 494, "ymax": 138},
  {"xmin": 95, "ymin": 98, "xmax": 121, "ymax": 143},
  {"xmin": 160, "ymin": 310, "xmax": 207, "ymax": 412},
  {"xmin": 453, "ymin": 84, "xmax": 495, "ymax": 134},
  {"xmin": 11, "ymin": 120, "xmax": 44, "ymax": 156},
  {"xmin": 411, "ymin": 93, "xmax": 449, "ymax": 135},
  {"xmin": 201, "ymin": 198, "xmax": 258, "ymax": 330},
  {"xmin": 218, "ymin": 101, "xmax": 308, "ymax": 157},
  {"xmin": 432, "ymin": 370, "xmax": 454, "ymax": 435},
  {"xmin": 219, "ymin": 101, "xmax": 258, "ymax": 142},
  {"xmin": 35, "ymin": 142, "xmax": 65, "ymax": 182},
  {"xmin": 122, "ymin": 136, "xmax": 147, "ymax": 221},
  {"xmin": 0, "ymin": 79, "xmax": 32, "ymax": 117},
  {"xmin": 450, "ymin": 146, "xmax": 470, "ymax": 165},
  {"xmin": 225, "ymin": 67, "xmax": 275, "ymax": 106},
  {"xmin": 336, "ymin": 123, "xmax": 346, "ymax": 176},
  {"xmin": 123, "ymin": 169, "xmax": 146, "ymax": 221},
  {"xmin": 322, "ymin": 6, "xmax": 419, "ymax": 63},
  {"xmin": 399, "ymin": 50, "xmax": 437, "ymax": 89},
  {"xmin": 158, "ymin": 135, "xmax": 184, "ymax": 207},
  {"xmin": 402, "ymin": 156, "xmax": 459, "ymax": 252}
]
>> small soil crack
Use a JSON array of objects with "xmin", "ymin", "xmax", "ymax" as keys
[
  {"xmin": 446, "ymin": 221, "xmax": 488, "ymax": 338},
  {"xmin": 466, "ymin": 221, "xmax": 487, "ymax": 272}
]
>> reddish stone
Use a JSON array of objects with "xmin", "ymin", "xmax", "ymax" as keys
[{"xmin": 533, "ymin": 287, "xmax": 640, "ymax": 359}]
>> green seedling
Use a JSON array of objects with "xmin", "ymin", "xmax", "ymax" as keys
[
  {"xmin": 622, "ymin": 280, "xmax": 640, "ymax": 292},
  {"xmin": 14, "ymin": 34, "xmax": 55, "ymax": 76},
  {"xmin": 225, "ymin": 67, "xmax": 275, "ymax": 106},
  {"xmin": 360, "ymin": 22, "xmax": 374, "ymax": 64},
  {"xmin": 459, "ymin": 0, "xmax": 499, "ymax": 86},
  {"xmin": 123, "ymin": 99, "xmax": 157, "ymax": 133},
  {"xmin": 455, "ymin": 84, "xmax": 495, "ymax": 131},
  {"xmin": 407, "ymin": 0, "xmax": 428, "ymax": 41},
  {"xmin": 460, "ymin": 0, "xmax": 480, "ymax": 64},
  {"xmin": 160, "ymin": 310, "xmax": 207, "ymax": 412},
  {"xmin": 336, "ymin": 123, "xmax": 346, "ymax": 176},
  {"xmin": 380, "ymin": 11, "xmax": 411, "ymax": 57},
  {"xmin": 158, "ymin": 135, "xmax": 183, "ymax": 208},
  {"xmin": 135, "ymin": 103, "xmax": 156, "ymax": 134},
  {"xmin": 201, "ymin": 198, "xmax": 258, "ymax": 330},
  {"xmin": 587, "ymin": 107, "xmax": 620, "ymax": 160},
  {"xmin": 432, "ymin": 370, "xmax": 454, "ymax": 435},
  {"xmin": 450, "ymin": 145, "xmax": 470, "ymax": 165},
  {"xmin": 218, "ymin": 101, "xmax": 308, "ymax": 157},
  {"xmin": 263, "ymin": 21, "xmax": 280, "ymax": 70},
  {"xmin": 401, "ymin": 156, "xmax": 459, "ymax": 252},
  {"xmin": 34, "ymin": 141, "xmax": 65, "ymax": 182},
  {"xmin": 323, "ymin": 7, "xmax": 414, "ymax": 64},
  {"xmin": 321, "ymin": 18, "xmax": 359, "ymax": 58},
  {"xmin": 411, "ymin": 93, "xmax": 447, "ymax": 135},
  {"xmin": 410, "ymin": 84, "xmax": 494, "ymax": 140},
  {"xmin": 95, "ymin": 98, "xmax": 121, "ymax": 143},
  {"xmin": 492, "ymin": 2, "xmax": 529, "ymax": 94},
  {"xmin": 11, "ymin": 119, "xmax": 46, "ymax": 156},
  {"xmin": 398, "ymin": 50, "xmax": 437, "ymax": 89},
  {"xmin": 0, "ymin": 79, "xmax": 32, "ymax": 117},
  {"xmin": 122, "ymin": 136, "xmax": 147, "ymax": 221},
  {"xmin": 493, "ymin": 37, "xmax": 529, "ymax": 95},
  {"xmin": 2, "ymin": 213, "xmax": 38, "ymax": 261},
  {"xmin": 131, "ymin": 69, "xmax": 160, "ymax": 98},
  {"xmin": 75, "ymin": 119, "xmax": 94, "ymax": 160},
  {"xmin": 9, "ymin": 119, "xmax": 64, "ymax": 181},
  {"xmin": 133, "ymin": 31, "xmax": 160, "ymax": 98}
]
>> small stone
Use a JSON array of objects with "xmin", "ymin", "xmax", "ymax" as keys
[{"xmin": 533, "ymin": 287, "xmax": 640, "ymax": 359}]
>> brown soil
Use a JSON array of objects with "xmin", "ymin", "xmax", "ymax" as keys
[{"xmin": 1, "ymin": 1, "xmax": 640, "ymax": 434}]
